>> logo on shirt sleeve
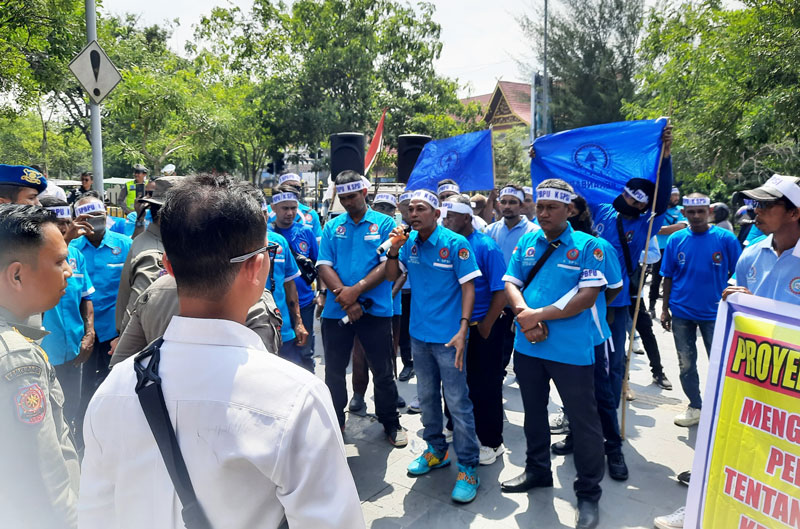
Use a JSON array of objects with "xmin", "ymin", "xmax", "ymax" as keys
[
  {"xmin": 525, "ymin": 247, "xmax": 536, "ymax": 258},
  {"xmin": 567, "ymin": 249, "xmax": 579, "ymax": 260},
  {"xmin": 68, "ymin": 258, "xmax": 78, "ymax": 272},
  {"xmin": 458, "ymin": 248, "xmax": 470, "ymax": 260},
  {"xmin": 593, "ymin": 248, "xmax": 604, "ymax": 261},
  {"xmin": 15, "ymin": 384, "xmax": 46, "ymax": 424},
  {"xmin": 439, "ymin": 248, "xmax": 450, "ymax": 259},
  {"xmin": 789, "ymin": 277, "xmax": 800, "ymax": 295},
  {"xmin": 677, "ymin": 252, "xmax": 686, "ymax": 265}
]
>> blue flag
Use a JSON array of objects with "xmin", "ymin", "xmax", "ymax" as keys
[
  {"xmin": 406, "ymin": 129, "xmax": 494, "ymax": 192},
  {"xmin": 531, "ymin": 119, "xmax": 667, "ymax": 206}
]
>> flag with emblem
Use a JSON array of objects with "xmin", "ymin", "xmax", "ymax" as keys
[
  {"xmin": 406, "ymin": 129, "xmax": 494, "ymax": 192},
  {"xmin": 530, "ymin": 118, "xmax": 668, "ymax": 206}
]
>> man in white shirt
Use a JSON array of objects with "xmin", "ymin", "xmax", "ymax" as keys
[{"xmin": 78, "ymin": 174, "xmax": 365, "ymax": 529}]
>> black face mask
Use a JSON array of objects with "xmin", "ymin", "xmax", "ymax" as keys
[{"xmin": 613, "ymin": 195, "xmax": 645, "ymax": 217}]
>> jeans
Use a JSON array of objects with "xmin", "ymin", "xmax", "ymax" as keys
[
  {"xmin": 322, "ymin": 315, "xmax": 400, "ymax": 430},
  {"xmin": 672, "ymin": 317, "xmax": 715, "ymax": 409},
  {"xmin": 608, "ymin": 306, "xmax": 631, "ymax": 409},
  {"xmin": 279, "ymin": 304, "xmax": 316, "ymax": 372},
  {"xmin": 514, "ymin": 352, "xmax": 604, "ymax": 501},
  {"xmin": 630, "ymin": 301, "xmax": 664, "ymax": 377},
  {"xmin": 412, "ymin": 337, "xmax": 480, "ymax": 468}
]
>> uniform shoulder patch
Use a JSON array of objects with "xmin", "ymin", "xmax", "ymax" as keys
[
  {"xmin": 4, "ymin": 365, "xmax": 42, "ymax": 382},
  {"xmin": 458, "ymin": 248, "xmax": 470, "ymax": 260},
  {"xmin": 16, "ymin": 383, "xmax": 46, "ymax": 424},
  {"xmin": 593, "ymin": 248, "xmax": 604, "ymax": 261}
]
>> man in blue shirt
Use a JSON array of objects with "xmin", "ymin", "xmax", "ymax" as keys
[
  {"xmin": 660, "ymin": 193, "xmax": 741, "ymax": 427},
  {"xmin": 592, "ymin": 126, "xmax": 673, "ymax": 408},
  {"xmin": 267, "ymin": 173, "xmax": 322, "ymax": 242},
  {"xmin": 270, "ymin": 186, "xmax": 318, "ymax": 371},
  {"xmin": 501, "ymin": 179, "xmax": 607, "ymax": 529},
  {"xmin": 316, "ymin": 170, "xmax": 404, "ymax": 447},
  {"xmin": 442, "ymin": 195, "xmax": 508, "ymax": 466},
  {"xmin": 70, "ymin": 194, "xmax": 132, "ymax": 448},
  {"xmin": 485, "ymin": 185, "xmax": 541, "ymax": 371},
  {"xmin": 385, "ymin": 189, "xmax": 483, "ymax": 503},
  {"xmin": 40, "ymin": 197, "xmax": 96, "ymax": 427},
  {"xmin": 649, "ymin": 187, "xmax": 687, "ymax": 315}
]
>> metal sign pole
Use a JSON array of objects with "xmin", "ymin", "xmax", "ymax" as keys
[{"xmin": 85, "ymin": 0, "xmax": 104, "ymax": 195}]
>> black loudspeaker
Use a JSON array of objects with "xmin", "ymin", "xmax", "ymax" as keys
[
  {"xmin": 330, "ymin": 132, "xmax": 365, "ymax": 181},
  {"xmin": 397, "ymin": 134, "xmax": 432, "ymax": 183}
]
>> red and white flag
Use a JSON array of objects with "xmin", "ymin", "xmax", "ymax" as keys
[{"xmin": 364, "ymin": 108, "xmax": 387, "ymax": 175}]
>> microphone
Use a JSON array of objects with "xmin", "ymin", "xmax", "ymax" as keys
[{"xmin": 376, "ymin": 225, "xmax": 411, "ymax": 255}]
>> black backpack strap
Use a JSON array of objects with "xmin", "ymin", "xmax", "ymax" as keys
[
  {"xmin": 134, "ymin": 339, "xmax": 213, "ymax": 529},
  {"xmin": 616, "ymin": 215, "xmax": 634, "ymax": 280},
  {"xmin": 521, "ymin": 240, "xmax": 562, "ymax": 292}
]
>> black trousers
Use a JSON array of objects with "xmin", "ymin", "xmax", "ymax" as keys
[
  {"xmin": 629, "ymin": 301, "xmax": 664, "ymax": 377},
  {"xmin": 648, "ymin": 250, "xmax": 664, "ymax": 308},
  {"xmin": 500, "ymin": 307, "xmax": 516, "ymax": 370},
  {"xmin": 515, "ymin": 351, "xmax": 604, "ymax": 501},
  {"xmin": 322, "ymin": 315, "xmax": 400, "ymax": 430},
  {"xmin": 352, "ymin": 315, "xmax": 400, "ymax": 395},
  {"xmin": 466, "ymin": 319, "xmax": 505, "ymax": 448},
  {"xmin": 75, "ymin": 338, "xmax": 113, "ymax": 451},
  {"xmin": 399, "ymin": 291, "xmax": 413, "ymax": 368}
]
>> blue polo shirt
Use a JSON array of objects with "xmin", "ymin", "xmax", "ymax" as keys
[
  {"xmin": 486, "ymin": 216, "xmax": 540, "ymax": 265},
  {"xmin": 503, "ymin": 224, "xmax": 608, "ymax": 366},
  {"xmin": 266, "ymin": 231, "xmax": 301, "ymax": 343},
  {"xmin": 591, "ymin": 237, "xmax": 623, "ymax": 346},
  {"xmin": 273, "ymin": 222, "xmax": 318, "ymax": 309},
  {"xmin": 593, "ymin": 203, "xmax": 666, "ymax": 308},
  {"xmin": 735, "ymin": 235, "xmax": 800, "ymax": 305},
  {"xmin": 267, "ymin": 204, "xmax": 322, "ymax": 241},
  {"xmin": 661, "ymin": 225, "xmax": 741, "ymax": 321},
  {"xmin": 656, "ymin": 205, "xmax": 686, "ymax": 247},
  {"xmin": 466, "ymin": 230, "xmax": 506, "ymax": 322},
  {"xmin": 399, "ymin": 225, "xmax": 482, "ymax": 343},
  {"xmin": 70, "ymin": 230, "xmax": 132, "ymax": 342},
  {"xmin": 317, "ymin": 207, "xmax": 395, "ymax": 319},
  {"xmin": 41, "ymin": 247, "xmax": 95, "ymax": 365}
]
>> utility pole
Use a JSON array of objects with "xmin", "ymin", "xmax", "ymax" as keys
[
  {"xmin": 542, "ymin": 0, "xmax": 549, "ymax": 135},
  {"xmin": 84, "ymin": 0, "xmax": 105, "ymax": 194}
]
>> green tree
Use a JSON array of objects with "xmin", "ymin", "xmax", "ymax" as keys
[
  {"xmin": 518, "ymin": 0, "xmax": 644, "ymax": 131},
  {"xmin": 493, "ymin": 126, "xmax": 531, "ymax": 185}
]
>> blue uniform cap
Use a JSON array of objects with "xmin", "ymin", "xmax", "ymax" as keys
[{"xmin": 0, "ymin": 164, "xmax": 48, "ymax": 193}]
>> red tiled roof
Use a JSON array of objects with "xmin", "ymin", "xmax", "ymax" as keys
[
  {"xmin": 459, "ymin": 80, "xmax": 532, "ymax": 126},
  {"xmin": 461, "ymin": 93, "xmax": 493, "ymax": 109}
]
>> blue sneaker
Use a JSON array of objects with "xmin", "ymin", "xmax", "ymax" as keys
[
  {"xmin": 451, "ymin": 463, "xmax": 480, "ymax": 503},
  {"xmin": 407, "ymin": 444, "xmax": 450, "ymax": 475}
]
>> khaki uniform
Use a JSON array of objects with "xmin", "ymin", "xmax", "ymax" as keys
[
  {"xmin": 0, "ymin": 307, "xmax": 80, "ymax": 529},
  {"xmin": 115, "ymin": 223, "xmax": 165, "ymax": 333},
  {"xmin": 111, "ymin": 275, "xmax": 284, "ymax": 366}
]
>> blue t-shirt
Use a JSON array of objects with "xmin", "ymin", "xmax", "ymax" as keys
[
  {"xmin": 661, "ymin": 225, "xmax": 741, "ymax": 321},
  {"xmin": 42, "ymin": 247, "xmax": 95, "ymax": 365},
  {"xmin": 485, "ymin": 217, "xmax": 540, "ymax": 265},
  {"xmin": 466, "ymin": 230, "xmax": 506, "ymax": 322},
  {"xmin": 592, "ymin": 203, "xmax": 666, "ymax": 308},
  {"xmin": 267, "ymin": 231, "xmax": 302, "ymax": 343},
  {"xmin": 656, "ymin": 205, "xmax": 686, "ymax": 247},
  {"xmin": 503, "ymin": 224, "xmax": 608, "ymax": 366},
  {"xmin": 399, "ymin": 225, "xmax": 482, "ymax": 343},
  {"xmin": 736, "ymin": 235, "xmax": 800, "ymax": 305},
  {"xmin": 273, "ymin": 222, "xmax": 318, "ymax": 309},
  {"xmin": 745, "ymin": 224, "xmax": 765, "ymax": 246},
  {"xmin": 317, "ymin": 207, "xmax": 395, "ymax": 319},
  {"xmin": 267, "ymin": 203, "xmax": 322, "ymax": 241},
  {"xmin": 70, "ymin": 230, "xmax": 132, "ymax": 342},
  {"xmin": 591, "ymin": 237, "xmax": 623, "ymax": 346}
]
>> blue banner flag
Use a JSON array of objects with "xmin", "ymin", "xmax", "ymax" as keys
[
  {"xmin": 406, "ymin": 129, "xmax": 494, "ymax": 192},
  {"xmin": 531, "ymin": 119, "xmax": 667, "ymax": 206}
]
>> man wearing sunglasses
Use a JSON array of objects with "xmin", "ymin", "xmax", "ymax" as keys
[{"xmin": 80, "ymin": 174, "xmax": 365, "ymax": 529}]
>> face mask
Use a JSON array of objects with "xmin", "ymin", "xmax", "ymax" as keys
[
  {"xmin": 88, "ymin": 215, "xmax": 106, "ymax": 234},
  {"xmin": 613, "ymin": 195, "xmax": 645, "ymax": 217}
]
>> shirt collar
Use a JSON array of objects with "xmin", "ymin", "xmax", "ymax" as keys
[
  {"xmin": 792, "ymin": 237, "xmax": 800, "ymax": 258},
  {"xmin": 418, "ymin": 224, "xmax": 443, "ymax": 247},
  {"xmin": 344, "ymin": 207, "xmax": 374, "ymax": 226},
  {"xmin": 537, "ymin": 223, "xmax": 574, "ymax": 245},
  {"xmin": 146, "ymin": 222, "xmax": 162, "ymax": 241},
  {"xmin": 0, "ymin": 306, "xmax": 48, "ymax": 340},
  {"xmin": 505, "ymin": 216, "xmax": 528, "ymax": 232},
  {"xmin": 163, "ymin": 316, "xmax": 268, "ymax": 352}
]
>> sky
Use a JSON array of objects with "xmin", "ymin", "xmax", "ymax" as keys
[{"xmin": 102, "ymin": 0, "xmax": 535, "ymax": 97}]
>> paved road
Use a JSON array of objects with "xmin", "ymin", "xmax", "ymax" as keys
[{"xmin": 310, "ymin": 297, "xmax": 710, "ymax": 528}]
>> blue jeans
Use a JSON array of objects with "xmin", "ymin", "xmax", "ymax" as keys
[
  {"xmin": 608, "ymin": 306, "xmax": 632, "ymax": 409},
  {"xmin": 411, "ymin": 337, "xmax": 480, "ymax": 468},
  {"xmin": 672, "ymin": 317, "xmax": 715, "ymax": 409},
  {"xmin": 278, "ymin": 303, "xmax": 316, "ymax": 372}
]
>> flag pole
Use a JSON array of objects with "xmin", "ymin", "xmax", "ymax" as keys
[{"xmin": 620, "ymin": 117, "xmax": 670, "ymax": 440}]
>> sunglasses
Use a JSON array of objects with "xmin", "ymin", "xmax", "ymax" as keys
[
  {"xmin": 229, "ymin": 242, "xmax": 280, "ymax": 263},
  {"xmin": 752, "ymin": 200, "xmax": 779, "ymax": 209}
]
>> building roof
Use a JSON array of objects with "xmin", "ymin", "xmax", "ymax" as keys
[{"xmin": 460, "ymin": 80, "xmax": 531, "ymax": 129}]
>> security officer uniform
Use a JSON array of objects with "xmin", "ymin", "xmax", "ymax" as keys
[
  {"xmin": 0, "ymin": 306, "xmax": 80, "ymax": 529},
  {"xmin": 111, "ymin": 275, "xmax": 283, "ymax": 366}
]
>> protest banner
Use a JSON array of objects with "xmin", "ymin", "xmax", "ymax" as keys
[
  {"xmin": 405, "ymin": 129, "xmax": 494, "ymax": 192},
  {"xmin": 685, "ymin": 293, "xmax": 800, "ymax": 529}
]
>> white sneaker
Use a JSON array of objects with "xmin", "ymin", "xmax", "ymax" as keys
[
  {"xmin": 479, "ymin": 444, "xmax": 505, "ymax": 465},
  {"xmin": 654, "ymin": 506, "xmax": 685, "ymax": 528},
  {"xmin": 549, "ymin": 410, "xmax": 570, "ymax": 434},
  {"xmin": 407, "ymin": 396, "xmax": 421, "ymax": 414},
  {"xmin": 632, "ymin": 335, "xmax": 645, "ymax": 354},
  {"xmin": 443, "ymin": 427, "xmax": 453, "ymax": 444},
  {"xmin": 674, "ymin": 407, "xmax": 701, "ymax": 427}
]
